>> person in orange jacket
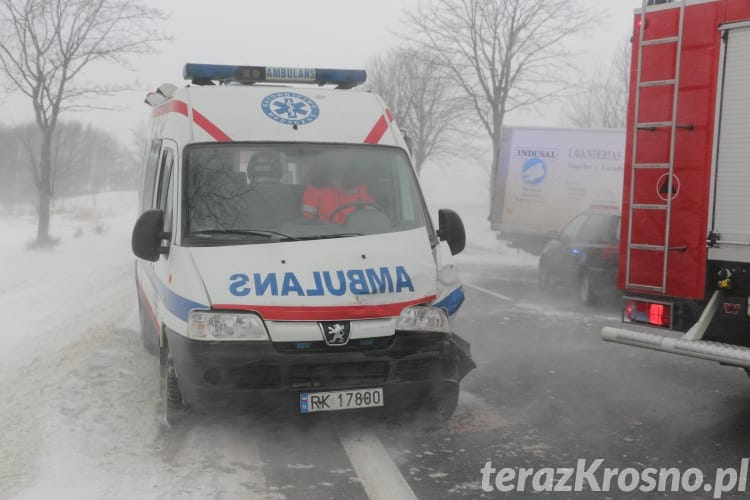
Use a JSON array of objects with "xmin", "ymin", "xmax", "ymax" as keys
[{"xmin": 302, "ymin": 151, "xmax": 374, "ymax": 224}]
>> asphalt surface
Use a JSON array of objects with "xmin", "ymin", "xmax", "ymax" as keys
[
  {"xmin": 163, "ymin": 246, "xmax": 750, "ymax": 499},
  {"xmin": 7, "ymin": 245, "xmax": 750, "ymax": 499}
]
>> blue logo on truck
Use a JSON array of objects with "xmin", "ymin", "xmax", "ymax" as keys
[
  {"xmin": 521, "ymin": 158, "xmax": 547, "ymax": 185},
  {"xmin": 261, "ymin": 92, "xmax": 319, "ymax": 126}
]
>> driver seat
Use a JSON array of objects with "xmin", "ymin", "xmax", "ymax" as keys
[{"xmin": 242, "ymin": 152, "xmax": 297, "ymax": 228}]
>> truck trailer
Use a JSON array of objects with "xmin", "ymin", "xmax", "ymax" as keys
[
  {"xmin": 603, "ymin": 0, "xmax": 750, "ymax": 371},
  {"xmin": 489, "ymin": 126, "xmax": 625, "ymax": 255}
]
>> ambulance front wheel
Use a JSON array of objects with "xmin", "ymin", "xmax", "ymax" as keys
[
  {"xmin": 160, "ymin": 342, "xmax": 186, "ymax": 426},
  {"xmin": 422, "ymin": 383, "xmax": 459, "ymax": 422}
]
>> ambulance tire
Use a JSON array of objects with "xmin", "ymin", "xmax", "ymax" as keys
[
  {"xmin": 420, "ymin": 384, "xmax": 459, "ymax": 424},
  {"xmin": 160, "ymin": 342, "xmax": 186, "ymax": 426},
  {"xmin": 138, "ymin": 298, "xmax": 159, "ymax": 356},
  {"xmin": 579, "ymin": 271, "xmax": 596, "ymax": 306}
]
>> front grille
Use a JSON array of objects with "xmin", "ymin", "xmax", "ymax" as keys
[
  {"xmin": 288, "ymin": 361, "xmax": 388, "ymax": 389},
  {"xmin": 274, "ymin": 336, "xmax": 393, "ymax": 353},
  {"xmin": 227, "ymin": 365, "xmax": 282, "ymax": 389}
]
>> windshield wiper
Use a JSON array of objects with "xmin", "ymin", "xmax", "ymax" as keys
[
  {"xmin": 295, "ymin": 233, "xmax": 364, "ymax": 241},
  {"xmin": 191, "ymin": 229, "xmax": 299, "ymax": 241}
]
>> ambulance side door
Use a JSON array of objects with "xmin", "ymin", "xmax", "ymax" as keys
[
  {"xmin": 152, "ymin": 142, "xmax": 177, "ymax": 314},
  {"xmin": 136, "ymin": 140, "xmax": 162, "ymax": 320}
]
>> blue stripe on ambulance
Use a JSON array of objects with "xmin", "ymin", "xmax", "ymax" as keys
[
  {"xmin": 140, "ymin": 263, "xmax": 208, "ymax": 322},
  {"xmin": 433, "ymin": 286, "xmax": 464, "ymax": 316}
]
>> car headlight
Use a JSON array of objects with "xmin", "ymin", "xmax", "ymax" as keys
[
  {"xmin": 395, "ymin": 306, "xmax": 451, "ymax": 333},
  {"xmin": 187, "ymin": 310, "xmax": 269, "ymax": 341}
]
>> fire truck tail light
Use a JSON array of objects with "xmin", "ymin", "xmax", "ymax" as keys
[{"xmin": 623, "ymin": 298, "xmax": 672, "ymax": 328}]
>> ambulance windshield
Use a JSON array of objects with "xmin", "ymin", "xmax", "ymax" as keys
[{"xmin": 183, "ymin": 144, "xmax": 434, "ymax": 244}]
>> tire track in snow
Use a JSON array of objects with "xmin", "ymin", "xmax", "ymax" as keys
[{"xmin": 158, "ymin": 418, "xmax": 273, "ymax": 499}]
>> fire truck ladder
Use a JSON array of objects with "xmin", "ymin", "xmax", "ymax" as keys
[{"xmin": 625, "ymin": 0, "xmax": 687, "ymax": 294}]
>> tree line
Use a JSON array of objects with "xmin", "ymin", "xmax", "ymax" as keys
[
  {"xmin": 0, "ymin": 0, "xmax": 628, "ymax": 246},
  {"xmin": 0, "ymin": 121, "xmax": 140, "ymax": 207},
  {"xmin": 0, "ymin": 0, "xmax": 164, "ymax": 246}
]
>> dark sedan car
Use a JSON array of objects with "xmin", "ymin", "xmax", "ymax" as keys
[{"xmin": 538, "ymin": 208, "xmax": 621, "ymax": 305}]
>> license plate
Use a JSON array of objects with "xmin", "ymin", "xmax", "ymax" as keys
[{"xmin": 300, "ymin": 387, "xmax": 384, "ymax": 413}]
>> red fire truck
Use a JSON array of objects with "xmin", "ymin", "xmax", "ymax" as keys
[{"xmin": 603, "ymin": 0, "xmax": 750, "ymax": 372}]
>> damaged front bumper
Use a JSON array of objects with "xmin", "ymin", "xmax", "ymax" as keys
[{"xmin": 166, "ymin": 328, "xmax": 476, "ymax": 408}]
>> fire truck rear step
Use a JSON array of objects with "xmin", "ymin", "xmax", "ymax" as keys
[{"xmin": 602, "ymin": 328, "xmax": 750, "ymax": 368}]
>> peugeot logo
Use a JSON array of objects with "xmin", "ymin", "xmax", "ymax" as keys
[{"xmin": 320, "ymin": 321, "xmax": 351, "ymax": 346}]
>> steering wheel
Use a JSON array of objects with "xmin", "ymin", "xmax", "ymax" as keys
[{"xmin": 328, "ymin": 201, "xmax": 385, "ymax": 222}]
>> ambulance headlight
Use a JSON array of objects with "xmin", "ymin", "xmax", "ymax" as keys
[
  {"xmin": 395, "ymin": 306, "xmax": 451, "ymax": 334},
  {"xmin": 187, "ymin": 311, "xmax": 269, "ymax": 341}
]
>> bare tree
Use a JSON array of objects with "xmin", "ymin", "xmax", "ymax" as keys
[
  {"xmin": 565, "ymin": 37, "xmax": 631, "ymax": 129},
  {"xmin": 404, "ymin": 0, "xmax": 594, "ymax": 203},
  {"xmin": 0, "ymin": 0, "xmax": 166, "ymax": 246},
  {"xmin": 367, "ymin": 48, "xmax": 468, "ymax": 175}
]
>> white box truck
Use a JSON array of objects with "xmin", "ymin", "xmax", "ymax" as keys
[{"xmin": 489, "ymin": 126, "xmax": 626, "ymax": 254}]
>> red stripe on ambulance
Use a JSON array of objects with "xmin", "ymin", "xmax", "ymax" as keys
[
  {"xmin": 363, "ymin": 110, "xmax": 395, "ymax": 144},
  {"xmin": 212, "ymin": 295, "xmax": 436, "ymax": 321},
  {"xmin": 192, "ymin": 109, "xmax": 232, "ymax": 142},
  {"xmin": 152, "ymin": 99, "xmax": 232, "ymax": 142}
]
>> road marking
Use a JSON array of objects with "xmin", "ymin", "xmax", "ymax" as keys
[
  {"xmin": 338, "ymin": 429, "xmax": 418, "ymax": 500},
  {"xmin": 463, "ymin": 282, "xmax": 514, "ymax": 302}
]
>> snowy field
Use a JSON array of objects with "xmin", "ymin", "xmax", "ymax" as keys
[{"xmin": 0, "ymin": 192, "xmax": 150, "ymax": 499}]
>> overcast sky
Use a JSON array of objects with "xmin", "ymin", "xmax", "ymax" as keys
[{"xmin": 0, "ymin": 0, "xmax": 643, "ymax": 145}]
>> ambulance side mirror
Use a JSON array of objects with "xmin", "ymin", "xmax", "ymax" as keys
[
  {"xmin": 132, "ymin": 209, "xmax": 166, "ymax": 262},
  {"xmin": 438, "ymin": 209, "xmax": 466, "ymax": 256}
]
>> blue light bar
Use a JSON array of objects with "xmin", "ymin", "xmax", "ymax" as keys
[{"xmin": 183, "ymin": 63, "xmax": 367, "ymax": 88}]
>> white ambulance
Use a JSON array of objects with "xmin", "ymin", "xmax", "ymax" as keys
[{"xmin": 132, "ymin": 64, "xmax": 475, "ymax": 424}]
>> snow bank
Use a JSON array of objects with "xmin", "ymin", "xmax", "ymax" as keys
[{"xmin": 0, "ymin": 192, "xmax": 138, "ymax": 357}]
